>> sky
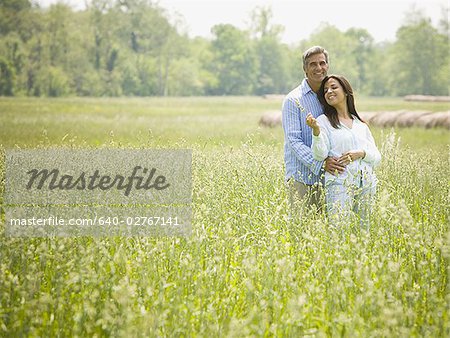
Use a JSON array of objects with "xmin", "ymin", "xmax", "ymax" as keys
[{"xmin": 35, "ymin": 0, "xmax": 448, "ymax": 44}]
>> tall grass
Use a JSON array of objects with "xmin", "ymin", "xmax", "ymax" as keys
[{"xmin": 0, "ymin": 97, "xmax": 448, "ymax": 336}]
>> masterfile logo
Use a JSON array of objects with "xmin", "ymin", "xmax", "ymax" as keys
[
  {"xmin": 25, "ymin": 166, "xmax": 170, "ymax": 197},
  {"xmin": 6, "ymin": 149, "xmax": 191, "ymax": 205},
  {"xmin": 4, "ymin": 149, "xmax": 192, "ymax": 237}
]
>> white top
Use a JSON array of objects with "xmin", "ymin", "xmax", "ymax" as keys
[{"xmin": 312, "ymin": 114, "xmax": 381, "ymax": 187}]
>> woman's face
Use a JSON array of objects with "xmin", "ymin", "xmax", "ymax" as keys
[{"xmin": 323, "ymin": 78, "xmax": 346, "ymax": 107}]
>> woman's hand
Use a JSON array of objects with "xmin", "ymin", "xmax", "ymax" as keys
[
  {"xmin": 306, "ymin": 113, "xmax": 320, "ymax": 136},
  {"xmin": 338, "ymin": 150, "xmax": 366, "ymax": 165}
]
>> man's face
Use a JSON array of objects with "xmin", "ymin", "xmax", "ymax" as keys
[{"xmin": 304, "ymin": 53, "xmax": 328, "ymax": 85}]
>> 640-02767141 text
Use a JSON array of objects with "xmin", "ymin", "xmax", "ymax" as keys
[{"xmin": 8, "ymin": 216, "xmax": 181, "ymax": 227}]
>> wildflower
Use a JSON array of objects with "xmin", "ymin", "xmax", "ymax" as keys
[{"xmin": 294, "ymin": 98, "xmax": 306, "ymax": 112}]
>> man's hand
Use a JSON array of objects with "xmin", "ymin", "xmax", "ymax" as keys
[
  {"xmin": 306, "ymin": 113, "xmax": 320, "ymax": 136},
  {"xmin": 324, "ymin": 157, "xmax": 346, "ymax": 175}
]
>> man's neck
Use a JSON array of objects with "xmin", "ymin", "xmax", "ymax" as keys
[{"xmin": 306, "ymin": 79, "xmax": 321, "ymax": 93}]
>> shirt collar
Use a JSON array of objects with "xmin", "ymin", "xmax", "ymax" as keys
[{"xmin": 300, "ymin": 78, "xmax": 314, "ymax": 96}]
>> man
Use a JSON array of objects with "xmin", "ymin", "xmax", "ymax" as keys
[{"xmin": 282, "ymin": 46, "xmax": 344, "ymax": 210}]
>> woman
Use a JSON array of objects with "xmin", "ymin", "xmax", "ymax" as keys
[{"xmin": 306, "ymin": 75, "xmax": 381, "ymax": 228}]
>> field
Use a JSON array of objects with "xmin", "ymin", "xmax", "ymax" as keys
[{"xmin": 0, "ymin": 96, "xmax": 449, "ymax": 337}]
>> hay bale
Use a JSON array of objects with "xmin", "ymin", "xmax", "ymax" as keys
[
  {"xmin": 258, "ymin": 110, "xmax": 449, "ymax": 129},
  {"xmin": 413, "ymin": 111, "xmax": 450, "ymax": 129},
  {"xmin": 259, "ymin": 111, "xmax": 282, "ymax": 127},
  {"xmin": 262, "ymin": 94, "xmax": 285, "ymax": 101},
  {"xmin": 432, "ymin": 111, "xmax": 450, "ymax": 129},
  {"xmin": 404, "ymin": 95, "xmax": 450, "ymax": 102},
  {"xmin": 370, "ymin": 111, "xmax": 406, "ymax": 127},
  {"xmin": 414, "ymin": 114, "xmax": 437, "ymax": 128},
  {"xmin": 359, "ymin": 111, "xmax": 379, "ymax": 124},
  {"xmin": 394, "ymin": 111, "xmax": 432, "ymax": 127}
]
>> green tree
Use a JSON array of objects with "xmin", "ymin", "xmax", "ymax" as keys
[
  {"xmin": 282, "ymin": 44, "xmax": 303, "ymax": 91},
  {"xmin": 113, "ymin": 0, "xmax": 183, "ymax": 95},
  {"xmin": 345, "ymin": 28, "xmax": 374, "ymax": 93},
  {"xmin": 86, "ymin": 0, "xmax": 123, "ymax": 95},
  {"xmin": 389, "ymin": 10, "xmax": 449, "ymax": 95},
  {"xmin": 37, "ymin": 65, "xmax": 71, "ymax": 96},
  {"xmin": 364, "ymin": 42, "xmax": 393, "ymax": 96},
  {"xmin": 26, "ymin": 3, "xmax": 85, "ymax": 96},
  {"xmin": 0, "ymin": 0, "xmax": 32, "ymax": 38},
  {"xmin": 0, "ymin": 32, "xmax": 26, "ymax": 94},
  {"xmin": 304, "ymin": 24, "xmax": 359, "ymax": 88},
  {"xmin": 0, "ymin": 56, "xmax": 15, "ymax": 95},
  {"xmin": 249, "ymin": 6, "xmax": 290, "ymax": 95},
  {"xmin": 166, "ymin": 37, "xmax": 215, "ymax": 96},
  {"xmin": 209, "ymin": 24, "xmax": 258, "ymax": 95}
]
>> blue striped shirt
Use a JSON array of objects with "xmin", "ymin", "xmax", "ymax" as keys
[{"xmin": 282, "ymin": 79, "xmax": 325, "ymax": 185}]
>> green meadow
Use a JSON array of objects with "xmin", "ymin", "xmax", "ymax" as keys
[{"xmin": 0, "ymin": 96, "xmax": 448, "ymax": 337}]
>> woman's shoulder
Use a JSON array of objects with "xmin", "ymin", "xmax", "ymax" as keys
[
  {"xmin": 355, "ymin": 117, "xmax": 370, "ymax": 130},
  {"xmin": 317, "ymin": 114, "xmax": 331, "ymax": 126}
]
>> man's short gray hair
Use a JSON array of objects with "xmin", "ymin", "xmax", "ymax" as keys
[{"xmin": 302, "ymin": 46, "xmax": 329, "ymax": 70}]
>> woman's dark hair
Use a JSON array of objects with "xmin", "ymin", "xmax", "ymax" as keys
[{"xmin": 318, "ymin": 75, "xmax": 365, "ymax": 129}]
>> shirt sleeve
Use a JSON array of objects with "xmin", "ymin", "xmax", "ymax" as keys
[
  {"xmin": 282, "ymin": 97, "xmax": 323, "ymax": 175},
  {"xmin": 361, "ymin": 124, "xmax": 381, "ymax": 166},
  {"xmin": 311, "ymin": 119, "xmax": 330, "ymax": 161}
]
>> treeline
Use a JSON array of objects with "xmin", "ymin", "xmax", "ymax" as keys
[{"xmin": 0, "ymin": 0, "xmax": 448, "ymax": 97}]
